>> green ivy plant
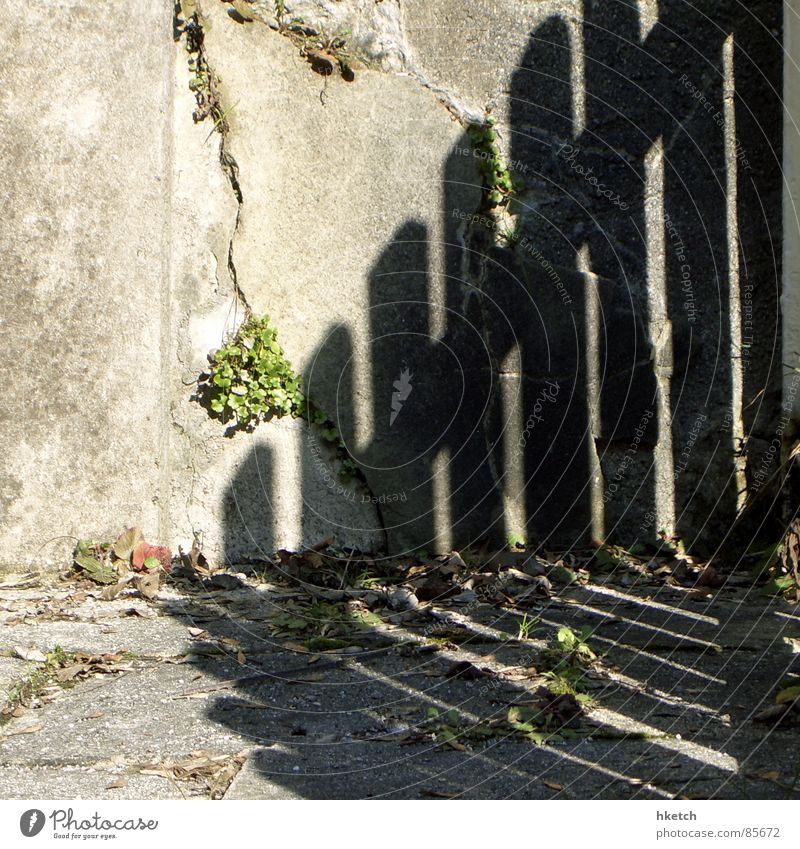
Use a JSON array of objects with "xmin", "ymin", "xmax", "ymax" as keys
[
  {"xmin": 199, "ymin": 313, "xmax": 358, "ymax": 480},
  {"xmin": 202, "ymin": 314, "xmax": 306, "ymax": 426},
  {"xmin": 467, "ymin": 117, "xmax": 523, "ymax": 207}
]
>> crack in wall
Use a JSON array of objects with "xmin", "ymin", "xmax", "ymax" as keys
[
  {"xmin": 178, "ymin": 4, "xmax": 390, "ymax": 553},
  {"xmin": 181, "ymin": 5, "xmax": 250, "ymax": 317}
]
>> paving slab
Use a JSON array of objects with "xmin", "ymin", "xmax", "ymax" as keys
[
  {"xmin": 0, "ymin": 768, "xmax": 182, "ymax": 801},
  {"xmin": 0, "ymin": 570, "xmax": 798, "ymax": 800},
  {"xmin": 0, "ymin": 658, "xmax": 27, "ymax": 704}
]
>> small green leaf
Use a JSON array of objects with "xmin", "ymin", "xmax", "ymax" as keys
[
  {"xmin": 550, "ymin": 564, "xmax": 577, "ymax": 584},
  {"xmin": 74, "ymin": 552, "xmax": 117, "ymax": 584},
  {"xmin": 776, "ymin": 684, "xmax": 800, "ymax": 704},
  {"xmin": 762, "ymin": 575, "xmax": 797, "ymax": 596}
]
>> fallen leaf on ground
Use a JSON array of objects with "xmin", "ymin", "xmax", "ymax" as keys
[
  {"xmin": 544, "ymin": 780, "xmax": 564, "ymax": 791},
  {"xmin": 105, "ymin": 779, "xmax": 127, "ymax": 790},
  {"xmin": 420, "ymin": 788, "xmax": 458, "ymax": 799},
  {"xmin": 13, "ymin": 646, "xmax": 47, "ymax": 662},
  {"xmin": 113, "ymin": 527, "xmax": 144, "ymax": 562},
  {"xmin": 4, "ymin": 723, "xmax": 44, "ymax": 736},
  {"xmin": 754, "ymin": 702, "xmax": 795, "ymax": 723},
  {"xmin": 133, "ymin": 572, "xmax": 160, "ymax": 599},
  {"xmin": 775, "ymin": 684, "xmax": 800, "ymax": 704},
  {"xmin": 549, "ymin": 563, "xmax": 577, "ymax": 584},
  {"xmin": 138, "ymin": 749, "xmax": 247, "ymax": 799},
  {"xmin": 205, "ymin": 573, "xmax": 244, "ymax": 591},
  {"xmin": 56, "ymin": 663, "xmax": 91, "ymax": 682},
  {"xmin": 132, "ymin": 542, "xmax": 172, "ymax": 573},
  {"xmin": 74, "ymin": 550, "xmax": 117, "ymax": 584},
  {"xmin": 101, "ymin": 577, "xmax": 134, "ymax": 601}
]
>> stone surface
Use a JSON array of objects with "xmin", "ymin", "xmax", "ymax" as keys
[
  {"xmin": 167, "ymin": 14, "xmax": 383, "ymax": 563},
  {"xmin": 0, "ymin": 574, "xmax": 798, "ymax": 799},
  {"xmin": 402, "ymin": 0, "xmax": 559, "ymax": 115},
  {"xmin": 0, "ymin": 0, "xmax": 788, "ymax": 569},
  {"xmin": 249, "ymin": 0, "xmax": 411, "ymax": 72},
  {"xmin": 0, "ymin": 768, "xmax": 183, "ymax": 801},
  {"xmin": 0, "ymin": 658, "xmax": 27, "ymax": 704},
  {"xmin": 199, "ymin": 1, "xmax": 487, "ymax": 556},
  {"xmin": 0, "ymin": 0, "xmax": 172, "ymax": 569},
  {"xmin": 307, "ymin": 241, "xmax": 654, "ymax": 551},
  {"xmin": 503, "ymin": 0, "xmax": 784, "ymax": 544}
]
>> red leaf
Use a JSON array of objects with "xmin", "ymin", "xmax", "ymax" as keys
[{"xmin": 132, "ymin": 542, "xmax": 173, "ymax": 572}]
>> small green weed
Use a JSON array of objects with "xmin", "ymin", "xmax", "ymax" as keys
[
  {"xmin": 536, "ymin": 625, "xmax": 599, "ymax": 694},
  {"xmin": 202, "ymin": 313, "xmax": 306, "ymax": 426},
  {"xmin": 516, "ymin": 612, "xmax": 540, "ymax": 641},
  {"xmin": 199, "ymin": 313, "xmax": 358, "ymax": 479},
  {"xmin": 506, "ymin": 532, "xmax": 526, "ymax": 549},
  {"xmin": 2, "ymin": 646, "xmax": 76, "ymax": 720},
  {"xmin": 467, "ymin": 118, "xmax": 524, "ymax": 208}
]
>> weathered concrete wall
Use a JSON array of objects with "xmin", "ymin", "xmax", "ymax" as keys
[
  {"xmin": 0, "ymin": 0, "xmax": 173, "ymax": 568},
  {"xmin": 167, "ymin": 44, "xmax": 385, "ymax": 560},
  {"xmin": 0, "ymin": 0, "xmax": 787, "ymax": 568}
]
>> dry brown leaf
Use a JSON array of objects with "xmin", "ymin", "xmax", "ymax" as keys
[
  {"xmin": 544, "ymin": 779, "xmax": 564, "ymax": 791},
  {"xmin": 56, "ymin": 664, "xmax": 90, "ymax": 682},
  {"xmin": 5, "ymin": 723, "xmax": 44, "ymax": 736},
  {"xmin": 445, "ymin": 661, "xmax": 491, "ymax": 680},
  {"xmin": 85, "ymin": 711, "xmax": 105, "ymax": 720},
  {"xmin": 101, "ymin": 576, "xmax": 135, "ymax": 601},
  {"xmin": 420, "ymin": 788, "xmax": 458, "ymax": 799},
  {"xmin": 134, "ymin": 572, "xmax": 160, "ymax": 599},
  {"xmin": 121, "ymin": 607, "xmax": 150, "ymax": 617},
  {"xmin": 13, "ymin": 646, "xmax": 47, "ymax": 662},
  {"xmin": 753, "ymin": 702, "xmax": 792, "ymax": 723},
  {"xmin": 139, "ymin": 767, "xmax": 174, "ymax": 779},
  {"xmin": 105, "ymin": 779, "xmax": 127, "ymax": 790}
]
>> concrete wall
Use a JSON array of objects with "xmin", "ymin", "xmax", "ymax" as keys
[
  {"xmin": 0, "ymin": 0, "xmax": 789, "ymax": 568},
  {"xmin": 0, "ymin": 0, "xmax": 173, "ymax": 569}
]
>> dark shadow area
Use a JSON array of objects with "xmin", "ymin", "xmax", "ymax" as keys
[
  {"xmin": 161, "ymin": 552, "xmax": 800, "ymax": 799},
  {"xmin": 201, "ymin": 0, "xmax": 790, "ymax": 799}
]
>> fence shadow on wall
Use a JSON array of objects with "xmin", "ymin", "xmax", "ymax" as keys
[{"xmin": 200, "ymin": 0, "xmax": 788, "ymax": 798}]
